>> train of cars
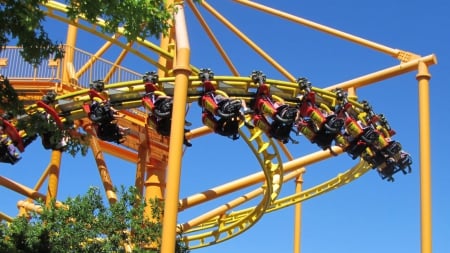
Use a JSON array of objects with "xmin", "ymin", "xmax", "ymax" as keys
[{"xmin": 0, "ymin": 70, "xmax": 412, "ymax": 181}]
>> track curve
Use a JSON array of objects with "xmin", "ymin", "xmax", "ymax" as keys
[{"xmin": 10, "ymin": 74, "xmax": 401, "ymax": 248}]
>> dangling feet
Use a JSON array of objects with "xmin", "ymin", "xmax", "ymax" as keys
[
  {"xmin": 183, "ymin": 137, "xmax": 192, "ymax": 147},
  {"xmin": 183, "ymin": 128, "xmax": 192, "ymax": 147},
  {"xmin": 243, "ymin": 108, "xmax": 254, "ymax": 115}
]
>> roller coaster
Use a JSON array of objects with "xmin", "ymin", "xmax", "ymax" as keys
[{"xmin": 0, "ymin": 1, "xmax": 436, "ymax": 252}]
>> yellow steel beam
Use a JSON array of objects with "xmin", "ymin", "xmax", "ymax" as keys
[
  {"xmin": 46, "ymin": 150, "xmax": 62, "ymax": 206},
  {"xmin": 417, "ymin": 61, "xmax": 432, "ymax": 253},
  {"xmin": 86, "ymin": 126, "xmax": 117, "ymax": 204},
  {"xmin": 161, "ymin": 1, "xmax": 192, "ymax": 251}
]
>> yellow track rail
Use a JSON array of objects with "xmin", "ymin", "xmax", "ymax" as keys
[{"xmin": 16, "ymin": 74, "xmax": 374, "ymax": 248}]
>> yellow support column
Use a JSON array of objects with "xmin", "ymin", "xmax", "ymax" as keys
[
  {"xmin": 45, "ymin": 150, "xmax": 62, "ymax": 206},
  {"xmin": 161, "ymin": 1, "xmax": 191, "ymax": 252},
  {"xmin": 293, "ymin": 174, "xmax": 304, "ymax": 253},
  {"xmin": 63, "ymin": 23, "xmax": 78, "ymax": 85},
  {"xmin": 135, "ymin": 138, "xmax": 148, "ymax": 197},
  {"xmin": 144, "ymin": 159, "xmax": 167, "ymax": 208},
  {"xmin": 143, "ymin": 160, "xmax": 167, "ymax": 248},
  {"xmin": 416, "ymin": 61, "xmax": 433, "ymax": 253},
  {"xmin": 86, "ymin": 126, "xmax": 117, "ymax": 204}
]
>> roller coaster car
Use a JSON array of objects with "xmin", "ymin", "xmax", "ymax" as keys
[
  {"xmin": 376, "ymin": 154, "xmax": 412, "ymax": 182},
  {"xmin": 143, "ymin": 94, "xmax": 192, "ymax": 147},
  {"xmin": 295, "ymin": 98, "xmax": 344, "ymax": 149},
  {"xmin": 200, "ymin": 82, "xmax": 243, "ymax": 119},
  {"xmin": 252, "ymin": 112, "xmax": 296, "ymax": 144},
  {"xmin": 85, "ymin": 101, "xmax": 125, "ymax": 144},
  {"xmin": 153, "ymin": 96, "xmax": 174, "ymax": 119},
  {"xmin": 36, "ymin": 100, "xmax": 64, "ymax": 129},
  {"xmin": 298, "ymin": 89, "xmax": 344, "ymax": 136},
  {"xmin": 344, "ymin": 128, "xmax": 379, "ymax": 160},
  {"xmin": 249, "ymin": 81, "xmax": 299, "ymax": 143},
  {"xmin": 0, "ymin": 142, "xmax": 20, "ymax": 164},
  {"xmin": 361, "ymin": 140, "xmax": 412, "ymax": 181},
  {"xmin": 88, "ymin": 101, "xmax": 116, "ymax": 125},
  {"xmin": 36, "ymin": 100, "xmax": 70, "ymax": 150},
  {"xmin": 296, "ymin": 118, "xmax": 339, "ymax": 150},
  {"xmin": 0, "ymin": 146, "xmax": 20, "ymax": 164},
  {"xmin": 199, "ymin": 82, "xmax": 247, "ymax": 140},
  {"xmin": 332, "ymin": 101, "xmax": 379, "ymax": 159},
  {"xmin": 268, "ymin": 105, "xmax": 299, "ymax": 144},
  {"xmin": 397, "ymin": 151, "xmax": 413, "ymax": 173},
  {"xmin": 1, "ymin": 113, "xmax": 38, "ymax": 154},
  {"xmin": 93, "ymin": 122, "xmax": 125, "ymax": 144},
  {"xmin": 203, "ymin": 112, "xmax": 241, "ymax": 140},
  {"xmin": 142, "ymin": 72, "xmax": 175, "ymax": 119},
  {"xmin": 334, "ymin": 123, "xmax": 377, "ymax": 160},
  {"xmin": 0, "ymin": 126, "xmax": 21, "ymax": 164},
  {"xmin": 0, "ymin": 117, "xmax": 25, "ymax": 152},
  {"xmin": 201, "ymin": 102, "xmax": 246, "ymax": 141}
]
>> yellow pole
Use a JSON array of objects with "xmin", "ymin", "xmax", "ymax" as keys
[
  {"xmin": 326, "ymin": 54, "xmax": 437, "ymax": 91},
  {"xmin": 234, "ymin": 0, "xmax": 405, "ymax": 59},
  {"xmin": 276, "ymin": 142, "xmax": 304, "ymax": 253},
  {"xmin": 161, "ymin": 1, "xmax": 191, "ymax": 252},
  {"xmin": 180, "ymin": 147, "xmax": 343, "ymax": 210},
  {"xmin": 293, "ymin": 174, "xmax": 304, "ymax": 253},
  {"xmin": 157, "ymin": 0, "xmax": 175, "ymax": 78},
  {"xmin": 416, "ymin": 61, "xmax": 433, "ymax": 253},
  {"xmin": 0, "ymin": 176, "xmax": 46, "ymax": 200},
  {"xmin": 144, "ymin": 159, "xmax": 166, "ymax": 209},
  {"xmin": 135, "ymin": 137, "xmax": 149, "ymax": 197},
  {"xmin": 143, "ymin": 161, "xmax": 166, "ymax": 250},
  {"xmin": 45, "ymin": 150, "xmax": 62, "ymax": 206},
  {"xmin": 63, "ymin": 23, "xmax": 78, "ymax": 85},
  {"xmin": 86, "ymin": 126, "xmax": 117, "ymax": 204}
]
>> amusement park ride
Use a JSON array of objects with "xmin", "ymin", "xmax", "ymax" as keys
[{"xmin": 0, "ymin": 1, "xmax": 436, "ymax": 253}]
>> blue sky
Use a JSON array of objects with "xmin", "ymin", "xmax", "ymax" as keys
[{"xmin": 1, "ymin": 1, "xmax": 449, "ymax": 252}]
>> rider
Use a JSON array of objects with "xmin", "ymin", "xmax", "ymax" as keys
[
  {"xmin": 199, "ymin": 68, "xmax": 253, "ymax": 140},
  {"xmin": 249, "ymin": 70, "xmax": 298, "ymax": 144},
  {"xmin": 359, "ymin": 100, "xmax": 412, "ymax": 181},
  {"xmin": 333, "ymin": 88, "xmax": 379, "ymax": 159},
  {"xmin": 142, "ymin": 71, "xmax": 192, "ymax": 147},
  {"xmin": 0, "ymin": 125, "xmax": 21, "ymax": 164},
  {"xmin": 0, "ymin": 112, "xmax": 37, "ymax": 154},
  {"xmin": 295, "ymin": 77, "xmax": 344, "ymax": 150},
  {"xmin": 38, "ymin": 90, "xmax": 69, "ymax": 150},
  {"xmin": 87, "ymin": 80, "xmax": 130, "ymax": 144}
]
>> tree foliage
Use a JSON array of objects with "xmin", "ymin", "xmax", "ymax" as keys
[
  {"xmin": 0, "ymin": 0, "xmax": 63, "ymax": 66},
  {"xmin": 0, "ymin": 0, "xmax": 184, "ymax": 66},
  {"xmin": 65, "ymin": 0, "xmax": 174, "ymax": 42},
  {"xmin": 0, "ymin": 186, "xmax": 190, "ymax": 253},
  {"xmin": 0, "ymin": 76, "xmax": 25, "ymax": 115}
]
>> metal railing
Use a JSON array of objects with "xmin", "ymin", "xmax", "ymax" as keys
[{"xmin": 0, "ymin": 46, "xmax": 143, "ymax": 88}]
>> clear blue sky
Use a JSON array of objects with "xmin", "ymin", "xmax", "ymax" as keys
[{"xmin": 1, "ymin": 1, "xmax": 449, "ymax": 253}]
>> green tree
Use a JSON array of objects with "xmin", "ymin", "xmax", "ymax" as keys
[
  {"xmin": 0, "ymin": 0, "xmax": 183, "ymax": 66},
  {"xmin": 0, "ymin": 186, "xmax": 190, "ymax": 253}
]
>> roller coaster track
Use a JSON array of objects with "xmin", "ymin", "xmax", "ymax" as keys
[
  {"xmin": 0, "ymin": 0, "xmax": 436, "ymax": 251},
  {"xmin": 6, "ymin": 73, "xmax": 379, "ymax": 248}
]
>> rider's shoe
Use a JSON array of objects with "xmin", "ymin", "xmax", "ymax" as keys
[{"xmin": 243, "ymin": 108, "xmax": 254, "ymax": 115}]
